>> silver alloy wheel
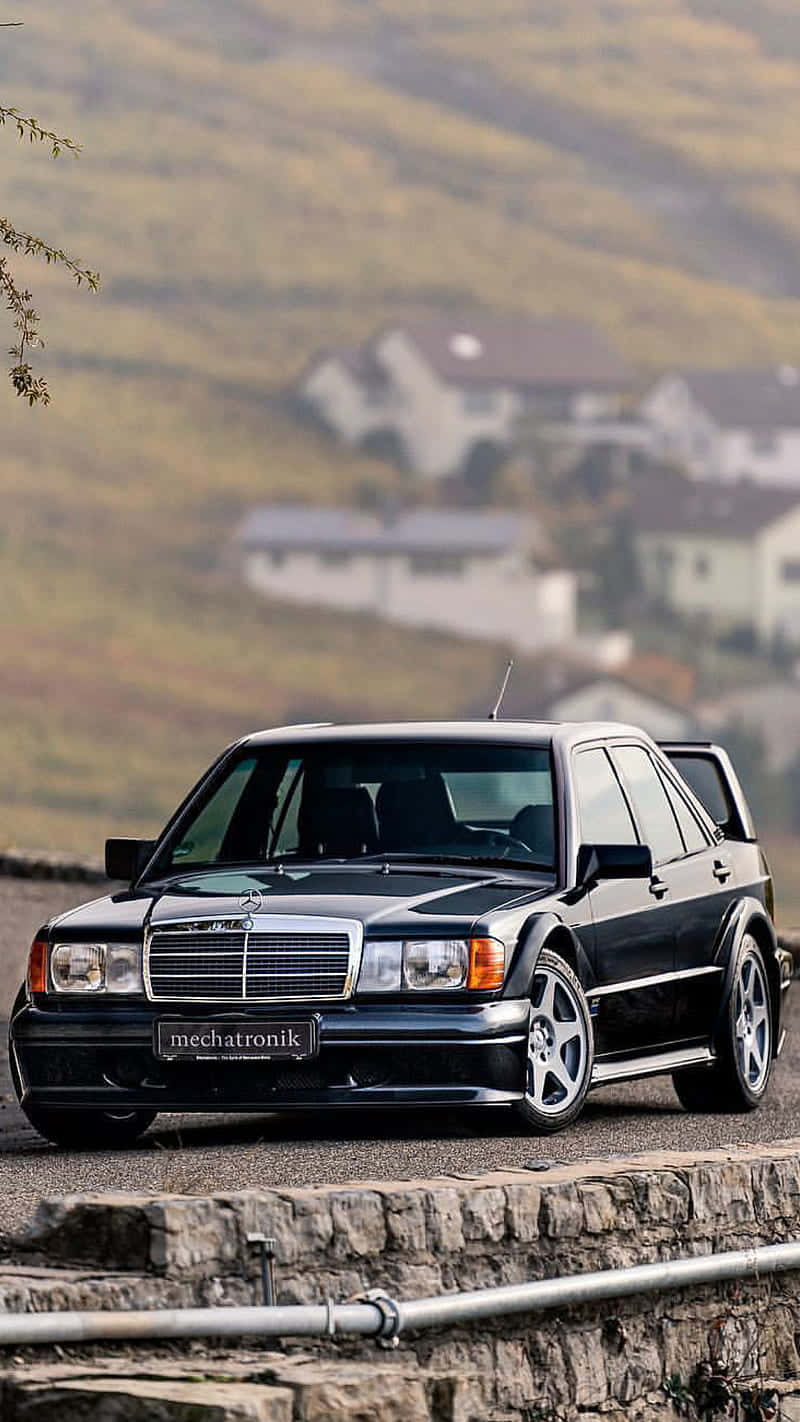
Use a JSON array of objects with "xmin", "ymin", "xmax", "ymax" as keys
[
  {"xmin": 526, "ymin": 962, "xmax": 589, "ymax": 1116},
  {"xmin": 734, "ymin": 936, "xmax": 771, "ymax": 1093}
]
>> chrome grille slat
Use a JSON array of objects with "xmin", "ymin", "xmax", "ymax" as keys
[{"xmin": 145, "ymin": 916, "xmax": 360, "ymax": 1003}]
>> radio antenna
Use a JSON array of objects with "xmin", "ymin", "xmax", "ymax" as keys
[{"xmin": 489, "ymin": 659, "xmax": 514, "ymax": 720}]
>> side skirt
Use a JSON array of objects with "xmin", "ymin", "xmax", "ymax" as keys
[{"xmin": 591, "ymin": 1044, "xmax": 714, "ymax": 1089}]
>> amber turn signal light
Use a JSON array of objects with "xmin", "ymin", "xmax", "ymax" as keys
[
  {"xmin": 28, "ymin": 937, "xmax": 48, "ymax": 995},
  {"xmin": 467, "ymin": 937, "xmax": 505, "ymax": 990}
]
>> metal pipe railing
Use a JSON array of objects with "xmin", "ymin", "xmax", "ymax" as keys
[{"xmin": 1, "ymin": 1240, "xmax": 799, "ymax": 1347}]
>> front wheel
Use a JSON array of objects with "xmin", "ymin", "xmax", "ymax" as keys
[
  {"xmin": 673, "ymin": 933, "xmax": 773, "ymax": 1114},
  {"xmin": 20, "ymin": 1104, "xmax": 157, "ymax": 1149},
  {"xmin": 513, "ymin": 948, "xmax": 594, "ymax": 1134}
]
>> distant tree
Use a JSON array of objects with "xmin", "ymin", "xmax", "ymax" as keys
[{"xmin": 1, "ymin": 22, "xmax": 99, "ymax": 405}]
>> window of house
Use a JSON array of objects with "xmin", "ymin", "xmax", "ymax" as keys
[
  {"xmin": 751, "ymin": 432, "xmax": 778, "ymax": 456},
  {"xmin": 462, "ymin": 390, "xmax": 496, "ymax": 415},
  {"xmin": 694, "ymin": 553, "xmax": 710, "ymax": 579},
  {"xmin": 782, "ymin": 560, "xmax": 800, "ymax": 583},
  {"xmin": 320, "ymin": 551, "xmax": 352, "ymax": 568},
  {"xmin": 409, "ymin": 554, "xmax": 464, "ymax": 576},
  {"xmin": 573, "ymin": 748, "xmax": 637, "ymax": 846}
]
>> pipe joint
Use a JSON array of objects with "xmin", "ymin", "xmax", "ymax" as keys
[{"xmin": 359, "ymin": 1289, "xmax": 403, "ymax": 1348}]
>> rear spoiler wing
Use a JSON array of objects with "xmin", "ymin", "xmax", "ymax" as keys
[{"xmin": 658, "ymin": 741, "xmax": 757, "ymax": 843}]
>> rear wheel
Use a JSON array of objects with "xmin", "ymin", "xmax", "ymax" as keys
[
  {"xmin": 20, "ymin": 1104, "xmax": 157, "ymax": 1149},
  {"xmin": 513, "ymin": 948, "xmax": 594, "ymax": 1134},
  {"xmin": 673, "ymin": 933, "xmax": 772, "ymax": 1114}
]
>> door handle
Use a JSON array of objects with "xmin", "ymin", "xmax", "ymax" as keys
[
  {"xmin": 713, "ymin": 859, "xmax": 732, "ymax": 883},
  {"xmin": 649, "ymin": 875, "xmax": 669, "ymax": 899}
]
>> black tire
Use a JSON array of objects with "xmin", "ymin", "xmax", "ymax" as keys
[
  {"xmin": 673, "ymin": 933, "xmax": 773, "ymax": 1114},
  {"xmin": 513, "ymin": 948, "xmax": 594, "ymax": 1134},
  {"xmin": 20, "ymin": 1104, "xmax": 157, "ymax": 1149}
]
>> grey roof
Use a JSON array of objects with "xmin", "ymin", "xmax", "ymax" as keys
[
  {"xmin": 631, "ymin": 479, "xmax": 800, "ymax": 538},
  {"xmin": 386, "ymin": 316, "xmax": 633, "ymax": 391},
  {"xmin": 237, "ymin": 506, "xmax": 536, "ymax": 557},
  {"xmin": 679, "ymin": 367, "xmax": 800, "ymax": 429}
]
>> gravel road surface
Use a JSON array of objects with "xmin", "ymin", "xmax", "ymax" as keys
[{"xmin": 1, "ymin": 879, "xmax": 797, "ymax": 1241}]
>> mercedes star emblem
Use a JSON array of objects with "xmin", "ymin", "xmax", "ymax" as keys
[{"xmin": 239, "ymin": 889, "xmax": 263, "ymax": 912}]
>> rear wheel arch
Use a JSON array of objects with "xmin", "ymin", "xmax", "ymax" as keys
[
  {"xmin": 716, "ymin": 899, "xmax": 780, "ymax": 1056},
  {"xmin": 740, "ymin": 913, "xmax": 781, "ymax": 1051}
]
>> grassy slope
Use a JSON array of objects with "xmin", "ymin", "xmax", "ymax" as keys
[{"xmin": 3, "ymin": 0, "xmax": 800, "ymax": 871}]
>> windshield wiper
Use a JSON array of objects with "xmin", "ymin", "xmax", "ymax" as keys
[{"xmin": 359, "ymin": 852, "xmax": 551, "ymax": 873}]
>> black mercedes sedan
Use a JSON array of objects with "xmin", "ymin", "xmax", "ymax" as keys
[{"xmin": 9, "ymin": 721, "xmax": 792, "ymax": 1145}]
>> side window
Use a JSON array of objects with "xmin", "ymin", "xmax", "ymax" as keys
[
  {"xmin": 657, "ymin": 767, "xmax": 710, "ymax": 855},
  {"xmin": 573, "ymin": 748, "xmax": 637, "ymax": 845},
  {"xmin": 666, "ymin": 753, "xmax": 733, "ymax": 833},
  {"xmin": 613, "ymin": 746, "xmax": 684, "ymax": 865}
]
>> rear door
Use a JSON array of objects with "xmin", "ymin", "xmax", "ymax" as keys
[
  {"xmin": 572, "ymin": 744, "xmax": 676, "ymax": 1054},
  {"xmin": 630, "ymin": 746, "xmax": 735, "ymax": 1040}
]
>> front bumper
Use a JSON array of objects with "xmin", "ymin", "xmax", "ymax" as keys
[{"xmin": 10, "ymin": 999, "xmax": 529, "ymax": 1111}]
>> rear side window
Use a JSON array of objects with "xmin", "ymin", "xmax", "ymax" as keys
[
  {"xmin": 573, "ymin": 748, "xmax": 637, "ymax": 845},
  {"xmin": 613, "ymin": 745, "xmax": 684, "ymax": 865},
  {"xmin": 668, "ymin": 754, "xmax": 731, "ymax": 830},
  {"xmin": 657, "ymin": 768, "xmax": 710, "ymax": 854}
]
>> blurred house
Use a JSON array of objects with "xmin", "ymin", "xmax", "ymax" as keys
[
  {"xmin": 631, "ymin": 481, "xmax": 800, "ymax": 647},
  {"xmin": 236, "ymin": 505, "xmax": 581, "ymax": 654},
  {"xmin": 700, "ymin": 683, "xmax": 800, "ymax": 773},
  {"xmin": 494, "ymin": 651, "xmax": 695, "ymax": 739},
  {"xmin": 296, "ymin": 318, "xmax": 633, "ymax": 478},
  {"xmin": 640, "ymin": 367, "xmax": 800, "ymax": 485}
]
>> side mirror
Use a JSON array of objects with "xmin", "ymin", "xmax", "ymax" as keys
[
  {"xmin": 105, "ymin": 838, "xmax": 156, "ymax": 882},
  {"xmin": 577, "ymin": 843, "xmax": 653, "ymax": 886}
]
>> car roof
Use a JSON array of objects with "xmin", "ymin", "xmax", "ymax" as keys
[{"xmin": 241, "ymin": 720, "xmax": 654, "ymax": 750}]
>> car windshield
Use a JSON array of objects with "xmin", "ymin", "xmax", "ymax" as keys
[{"xmin": 152, "ymin": 739, "xmax": 556, "ymax": 874}]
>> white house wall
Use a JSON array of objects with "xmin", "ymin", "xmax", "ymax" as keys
[
  {"xmin": 716, "ymin": 430, "xmax": 800, "ymax": 487},
  {"xmin": 242, "ymin": 549, "xmax": 577, "ymax": 652},
  {"xmin": 301, "ymin": 361, "xmax": 383, "ymax": 444},
  {"xmin": 636, "ymin": 533, "xmax": 756, "ymax": 627},
  {"xmin": 370, "ymin": 329, "xmax": 520, "ymax": 477},
  {"xmin": 640, "ymin": 376, "xmax": 721, "ymax": 478},
  {"xmin": 637, "ymin": 510, "xmax": 800, "ymax": 646},
  {"xmin": 755, "ymin": 506, "xmax": 800, "ymax": 643}
]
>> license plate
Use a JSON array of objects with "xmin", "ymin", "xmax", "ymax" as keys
[{"xmin": 155, "ymin": 1019, "xmax": 317, "ymax": 1061}]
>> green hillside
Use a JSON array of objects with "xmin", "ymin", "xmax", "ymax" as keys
[{"xmin": 4, "ymin": 0, "xmax": 800, "ymax": 875}]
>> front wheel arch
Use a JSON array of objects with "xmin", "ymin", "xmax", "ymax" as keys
[{"xmin": 504, "ymin": 914, "xmax": 593, "ymax": 1000}]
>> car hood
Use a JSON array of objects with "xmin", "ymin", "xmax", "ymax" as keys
[{"xmin": 49, "ymin": 864, "xmax": 555, "ymax": 940}]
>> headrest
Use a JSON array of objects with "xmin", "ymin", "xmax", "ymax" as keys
[
  {"xmin": 376, "ymin": 773, "xmax": 456, "ymax": 850},
  {"xmin": 298, "ymin": 785, "xmax": 378, "ymax": 858},
  {"xmin": 509, "ymin": 804, "xmax": 555, "ymax": 866}
]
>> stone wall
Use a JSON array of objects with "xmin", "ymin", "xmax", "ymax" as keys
[{"xmin": 6, "ymin": 1140, "xmax": 800, "ymax": 1418}]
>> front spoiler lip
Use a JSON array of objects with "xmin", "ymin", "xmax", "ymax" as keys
[{"xmin": 15, "ymin": 1085, "xmax": 523, "ymax": 1111}]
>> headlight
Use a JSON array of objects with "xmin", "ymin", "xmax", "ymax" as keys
[
  {"xmin": 49, "ymin": 943, "xmax": 144, "ymax": 994},
  {"xmin": 403, "ymin": 939, "xmax": 468, "ymax": 991},
  {"xmin": 105, "ymin": 944, "xmax": 144, "ymax": 994},
  {"xmin": 357, "ymin": 940, "xmax": 402, "ymax": 992},
  {"xmin": 358, "ymin": 937, "xmax": 505, "ymax": 993},
  {"xmin": 51, "ymin": 943, "xmax": 105, "ymax": 992}
]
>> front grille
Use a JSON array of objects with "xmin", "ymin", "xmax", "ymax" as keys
[{"xmin": 146, "ymin": 922, "xmax": 353, "ymax": 1002}]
